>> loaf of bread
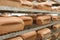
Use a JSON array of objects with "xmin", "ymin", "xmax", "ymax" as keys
[
  {"xmin": 36, "ymin": 15, "xmax": 51, "ymax": 25},
  {"xmin": 51, "ymin": 7, "xmax": 59, "ymax": 11},
  {"xmin": 19, "ymin": 0, "xmax": 33, "ymax": 9},
  {"xmin": 19, "ymin": 16, "xmax": 33, "ymax": 26},
  {"xmin": 51, "ymin": 16, "xmax": 60, "ymax": 21},
  {"xmin": 37, "ymin": 28, "xmax": 51, "ymax": 40},
  {"xmin": 51, "ymin": 7, "xmax": 56, "ymax": 11},
  {"xmin": 34, "ymin": 4, "xmax": 52, "ymax": 11},
  {"xmin": 42, "ymin": 5, "xmax": 52, "ymax": 11},
  {"xmin": 52, "ymin": 24, "xmax": 60, "ymax": 31},
  {"xmin": 0, "ymin": 0, "xmax": 21, "ymax": 8},
  {"xmin": 0, "ymin": 17, "xmax": 24, "ymax": 35},
  {"xmin": 6, "ymin": 37, "xmax": 23, "ymax": 40},
  {"xmin": 34, "ymin": 1, "xmax": 56, "ymax": 10},
  {"xmin": 51, "ymin": 32, "xmax": 59, "ymax": 40},
  {"xmin": 20, "ymin": 31, "xmax": 36, "ymax": 40}
]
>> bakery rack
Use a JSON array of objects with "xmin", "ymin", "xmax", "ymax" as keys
[
  {"xmin": 0, "ymin": 6, "xmax": 60, "ymax": 14},
  {"xmin": 0, "ymin": 6, "xmax": 60, "ymax": 40}
]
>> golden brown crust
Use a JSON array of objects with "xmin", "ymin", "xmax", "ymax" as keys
[
  {"xmin": 20, "ymin": 31, "xmax": 36, "ymax": 39},
  {"xmin": 36, "ymin": 15, "xmax": 51, "ymax": 25},
  {"xmin": 0, "ymin": 17, "xmax": 24, "ymax": 35},
  {"xmin": 19, "ymin": 16, "xmax": 33, "ymax": 26},
  {"xmin": 52, "ymin": 16, "xmax": 60, "ymax": 21},
  {"xmin": 37, "ymin": 28, "xmax": 51, "ymax": 35},
  {"xmin": 52, "ymin": 24, "xmax": 60, "ymax": 30},
  {"xmin": 0, "ymin": 0, "xmax": 21, "ymax": 8},
  {"xmin": 37, "ymin": 28, "xmax": 51, "ymax": 40}
]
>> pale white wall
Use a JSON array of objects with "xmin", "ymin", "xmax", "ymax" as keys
[
  {"xmin": 11, "ymin": 13, "xmax": 28, "ymax": 16},
  {"xmin": 11, "ymin": 13, "xmax": 58, "ymax": 16}
]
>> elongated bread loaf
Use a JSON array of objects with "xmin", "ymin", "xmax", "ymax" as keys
[
  {"xmin": 52, "ymin": 24, "xmax": 60, "ymax": 30},
  {"xmin": 51, "ymin": 16, "xmax": 60, "ymax": 21},
  {"xmin": 0, "ymin": 0, "xmax": 21, "ymax": 8},
  {"xmin": 20, "ymin": 31, "xmax": 36, "ymax": 40},
  {"xmin": 37, "ymin": 28, "xmax": 51, "ymax": 40},
  {"xmin": 0, "ymin": 17, "xmax": 24, "ymax": 35},
  {"xmin": 19, "ymin": 16, "xmax": 33, "ymax": 26},
  {"xmin": 36, "ymin": 15, "xmax": 51, "ymax": 25}
]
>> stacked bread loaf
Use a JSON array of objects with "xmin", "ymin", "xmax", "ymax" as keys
[
  {"xmin": 51, "ymin": 24, "xmax": 60, "ymax": 40},
  {"xmin": 0, "ymin": 0, "xmax": 21, "ymax": 8},
  {"xmin": 20, "ymin": 31, "xmax": 36, "ymax": 40},
  {"xmin": 19, "ymin": 16, "xmax": 33, "ymax": 26},
  {"xmin": 51, "ymin": 32, "xmax": 60, "ymax": 40},
  {"xmin": 51, "ymin": 16, "xmax": 60, "ymax": 21},
  {"xmin": 36, "ymin": 15, "xmax": 51, "ymax": 25},
  {"xmin": 52, "ymin": 24, "xmax": 60, "ymax": 31},
  {"xmin": 37, "ymin": 28, "xmax": 51, "ymax": 40},
  {"xmin": 0, "ymin": 17, "xmax": 24, "ymax": 35}
]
